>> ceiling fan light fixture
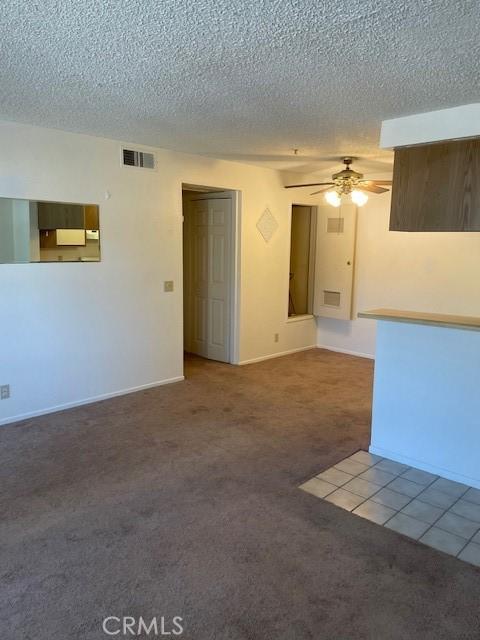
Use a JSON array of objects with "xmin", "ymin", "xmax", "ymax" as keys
[
  {"xmin": 325, "ymin": 190, "xmax": 341, "ymax": 207},
  {"xmin": 284, "ymin": 158, "xmax": 392, "ymax": 196},
  {"xmin": 351, "ymin": 189, "xmax": 368, "ymax": 206}
]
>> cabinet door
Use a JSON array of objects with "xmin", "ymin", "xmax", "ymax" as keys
[
  {"xmin": 37, "ymin": 203, "xmax": 85, "ymax": 229},
  {"xmin": 64, "ymin": 204, "xmax": 85, "ymax": 229},
  {"xmin": 313, "ymin": 204, "xmax": 357, "ymax": 320},
  {"xmin": 390, "ymin": 139, "xmax": 480, "ymax": 231},
  {"xmin": 84, "ymin": 205, "xmax": 99, "ymax": 229},
  {"xmin": 38, "ymin": 203, "xmax": 61, "ymax": 229}
]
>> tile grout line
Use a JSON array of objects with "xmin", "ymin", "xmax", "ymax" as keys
[
  {"xmin": 344, "ymin": 456, "xmax": 440, "ymax": 520},
  {"xmin": 323, "ymin": 454, "xmax": 480, "ymax": 551},
  {"xmin": 378, "ymin": 468, "xmax": 441, "ymax": 529},
  {"xmin": 310, "ymin": 456, "xmax": 389, "ymax": 512},
  {"xmin": 442, "ymin": 490, "xmax": 480, "ymax": 557},
  {"xmin": 332, "ymin": 455, "xmax": 394, "ymax": 513},
  {"xmin": 409, "ymin": 486, "xmax": 470, "ymax": 549},
  {"xmin": 328, "ymin": 456, "xmax": 421, "ymax": 519}
]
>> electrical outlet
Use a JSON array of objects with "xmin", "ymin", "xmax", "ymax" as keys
[
  {"xmin": 0, "ymin": 384, "xmax": 10, "ymax": 400},
  {"xmin": 274, "ymin": 333, "xmax": 279, "ymax": 343},
  {"xmin": 164, "ymin": 281, "xmax": 174, "ymax": 292}
]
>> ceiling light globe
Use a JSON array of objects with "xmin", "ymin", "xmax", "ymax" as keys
[
  {"xmin": 351, "ymin": 190, "xmax": 368, "ymax": 206},
  {"xmin": 325, "ymin": 190, "xmax": 341, "ymax": 207}
]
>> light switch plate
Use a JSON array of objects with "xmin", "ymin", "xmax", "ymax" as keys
[
  {"xmin": 1, "ymin": 385, "xmax": 10, "ymax": 400},
  {"xmin": 164, "ymin": 281, "xmax": 174, "ymax": 292}
]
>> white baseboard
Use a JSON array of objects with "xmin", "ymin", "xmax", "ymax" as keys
[
  {"xmin": 317, "ymin": 344, "xmax": 375, "ymax": 360},
  {"xmin": 238, "ymin": 345, "xmax": 316, "ymax": 366},
  {"xmin": 369, "ymin": 445, "xmax": 480, "ymax": 490},
  {"xmin": 0, "ymin": 376, "xmax": 185, "ymax": 427}
]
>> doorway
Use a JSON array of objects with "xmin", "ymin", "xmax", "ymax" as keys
[
  {"xmin": 182, "ymin": 185, "xmax": 239, "ymax": 364},
  {"xmin": 288, "ymin": 205, "xmax": 316, "ymax": 317}
]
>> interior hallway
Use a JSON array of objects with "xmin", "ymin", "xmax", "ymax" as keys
[{"xmin": 1, "ymin": 350, "xmax": 479, "ymax": 639}]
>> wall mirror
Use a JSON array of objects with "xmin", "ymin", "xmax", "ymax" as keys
[{"xmin": 0, "ymin": 198, "xmax": 100, "ymax": 263}]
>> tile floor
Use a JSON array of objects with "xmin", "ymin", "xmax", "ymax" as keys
[{"xmin": 300, "ymin": 450, "xmax": 480, "ymax": 567}]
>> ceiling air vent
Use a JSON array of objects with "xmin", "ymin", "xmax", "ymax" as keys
[{"xmin": 122, "ymin": 148, "xmax": 155, "ymax": 169}]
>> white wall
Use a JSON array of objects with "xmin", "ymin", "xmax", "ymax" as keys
[
  {"xmin": 370, "ymin": 320, "xmax": 480, "ymax": 488},
  {"xmin": 317, "ymin": 193, "xmax": 480, "ymax": 357},
  {"xmin": 0, "ymin": 121, "xmax": 315, "ymax": 424}
]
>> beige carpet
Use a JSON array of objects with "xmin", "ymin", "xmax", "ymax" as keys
[{"xmin": 1, "ymin": 349, "xmax": 479, "ymax": 639}]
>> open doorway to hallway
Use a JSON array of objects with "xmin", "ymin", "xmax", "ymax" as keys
[{"xmin": 182, "ymin": 184, "xmax": 239, "ymax": 364}]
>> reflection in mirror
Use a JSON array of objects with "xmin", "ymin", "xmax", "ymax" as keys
[{"xmin": 0, "ymin": 198, "xmax": 100, "ymax": 263}]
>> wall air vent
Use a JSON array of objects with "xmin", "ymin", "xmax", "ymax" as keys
[
  {"xmin": 327, "ymin": 217, "xmax": 344, "ymax": 233},
  {"xmin": 323, "ymin": 290, "xmax": 341, "ymax": 307},
  {"xmin": 122, "ymin": 148, "xmax": 155, "ymax": 169}
]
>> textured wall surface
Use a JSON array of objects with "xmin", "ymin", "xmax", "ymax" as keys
[{"xmin": 0, "ymin": 1, "xmax": 479, "ymax": 174}]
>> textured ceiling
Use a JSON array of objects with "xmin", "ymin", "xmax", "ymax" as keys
[{"xmin": 1, "ymin": 1, "xmax": 479, "ymax": 177}]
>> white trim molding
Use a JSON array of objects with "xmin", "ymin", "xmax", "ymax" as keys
[
  {"xmin": 286, "ymin": 314, "xmax": 314, "ymax": 324},
  {"xmin": 0, "ymin": 376, "xmax": 184, "ymax": 427},
  {"xmin": 238, "ymin": 345, "xmax": 316, "ymax": 366},
  {"xmin": 316, "ymin": 344, "xmax": 375, "ymax": 360},
  {"xmin": 369, "ymin": 445, "xmax": 480, "ymax": 491}
]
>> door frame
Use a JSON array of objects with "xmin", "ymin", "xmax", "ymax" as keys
[{"xmin": 181, "ymin": 184, "xmax": 241, "ymax": 365}]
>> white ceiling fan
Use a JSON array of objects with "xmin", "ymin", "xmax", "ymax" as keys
[{"xmin": 285, "ymin": 157, "xmax": 392, "ymax": 207}]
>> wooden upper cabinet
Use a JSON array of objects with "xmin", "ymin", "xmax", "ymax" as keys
[
  {"xmin": 84, "ymin": 205, "xmax": 99, "ymax": 230},
  {"xmin": 390, "ymin": 138, "xmax": 480, "ymax": 231},
  {"xmin": 37, "ymin": 203, "xmax": 85, "ymax": 230}
]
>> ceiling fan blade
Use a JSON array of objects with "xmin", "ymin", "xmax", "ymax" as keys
[
  {"xmin": 309, "ymin": 187, "xmax": 332, "ymax": 195},
  {"xmin": 284, "ymin": 182, "xmax": 334, "ymax": 189},
  {"xmin": 367, "ymin": 180, "xmax": 392, "ymax": 185},
  {"xmin": 359, "ymin": 182, "xmax": 389, "ymax": 194}
]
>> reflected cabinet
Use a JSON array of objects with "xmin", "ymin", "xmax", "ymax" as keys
[{"xmin": 0, "ymin": 198, "xmax": 101, "ymax": 263}]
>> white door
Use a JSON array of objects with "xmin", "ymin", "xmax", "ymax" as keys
[
  {"xmin": 185, "ymin": 197, "xmax": 232, "ymax": 362},
  {"xmin": 313, "ymin": 204, "xmax": 357, "ymax": 320}
]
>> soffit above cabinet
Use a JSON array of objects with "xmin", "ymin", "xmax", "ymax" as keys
[{"xmin": 380, "ymin": 104, "xmax": 480, "ymax": 149}]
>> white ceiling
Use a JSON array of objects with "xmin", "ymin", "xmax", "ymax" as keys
[{"xmin": 1, "ymin": 1, "xmax": 479, "ymax": 178}]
